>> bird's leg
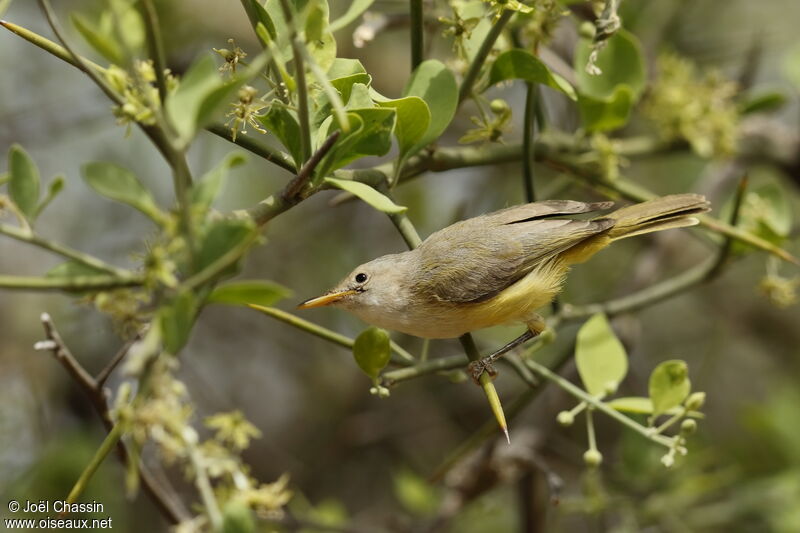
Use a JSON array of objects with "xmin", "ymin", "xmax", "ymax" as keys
[{"xmin": 468, "ymin": 328, "xmax": 539, "ymax": 383}]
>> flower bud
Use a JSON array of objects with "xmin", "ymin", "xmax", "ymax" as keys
[
  {"xmin": 680, "ymin": 419, "xmax": 697, "ymax": 435},
  {"xmin": 685, "ymin": 392, "xmax": 706, "ymax": 411},
  {"xmin": 583, "ymin": 449, "xmax": 603, "ymax": 467},
  {"xmin": 490, "ymin": 99, "xmax": 509, "ymax": 115},
  {"xmin": 556, "ymin": 411, "xmax": 574, "ymax": 426}
]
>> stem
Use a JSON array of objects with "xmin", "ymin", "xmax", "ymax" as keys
[
  {"xmin": 409, "ymin": 0, "xmax": 424, "ymax": 71},
  {"xmin": 0, "ymin": 274, "xmax": 143, "ymax": 292},
  {"xmin": 524, "ymin": 358, "xmax": 675, "ymax": 449},
  {"xmin": 0, "ymin": 19, "xmax": 104, "ymax": 71},
  {"xmin": 277, "ymin": 0, "xmax": 312, "ymax": 163},
  {"xmin": 706, "ymin": 174, "xmax": 747, "ymax": 279},
  {"xmin": 585, "ymin": 407, "xmax": 598, "ymax": 451},
  {"xmin": 183, "ymin": 229, "xmax": 259, "ymax": 290},
  {"xmin": 140, "ymin": 0, "xmax": 168, "ymax": 105},
  {"xmin": 206, "ymin": 123, "xmax": 296, "ymax": 173},
  {"xmin": 65, "ymin": 424, "xmax": 124, "ymax": 506},
  {"xmin": 382, "ymin": 354, "xmax": 466, "ymax": 385},
  {"xmin": 284, "ymin": 130, "xmax": 341, "ymax": 200},
  {"xmin": 559, "ymin": 257, "xmax": 717, "ymax": 321},
  {"xmin": 248, "ymin": 304, "xmax": 415, "ymax": 364},
  {"xmin": 189, "ymin": 446, "xmax": 223, "ymax": 530},
  {"xmin": 0, "ymin": 222, "xmax": 133, "ymax": 277},
  {"xmin": 458, "ymin": 9, "xmax": 513, "ymax": 104},
  {"xmin": 522, "ymin": 82, "xmax": 537, "ymax": 203}
]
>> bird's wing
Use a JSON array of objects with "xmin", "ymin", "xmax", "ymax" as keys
[{"xmin": 416, "ymin": 201, "xmax": 615, "ymax": 304}]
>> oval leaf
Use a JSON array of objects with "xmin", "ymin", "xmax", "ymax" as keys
[
  {"xmin": 353, "ymin": 326, "xmax": 391, "ymax": 379},
  {"xmin": 191, "ymin": 152, "xmax": 247, "ymax": 212},
  {"xmin": 208, "ymin": 280, "xmax": 292, "ymax": 307},
  {"xmin": 577, "ymin": 85, "xmax": 634, "ymax": 132},
  {"xmin": 575, "ymin": 313, "xmax": 628, "ymax": 396},
  {"xmin": 489, "ymin": 49, "xmax": 577, "ymax": 100},
  {"xmin": 648, "ymin": 360, "xmax": 691, "ymax": 417},
  {"xmin": 159, "ymin": 291, "xmax": 197, "ymax": 355},
  {"xmin": 403, "ymin": 60, "xmax": 459, "ymax": 150},
  {"xmin": 323, "ymin": 178, "xmax": 407, "ymax": 214},
  {"xmin": 82, "ymin": 162, "xmax": 164, "ymax": 223},
  {"xmin": 375, "ymin": 95, "xmax": 431, "ymax": 158},
  {"xmin": 8, "ymin": 144, "xmax": 41, "ymax": 219},
  {"xmin": 575, "ymin": 30, "xmax": 646, "ymax": 99}
]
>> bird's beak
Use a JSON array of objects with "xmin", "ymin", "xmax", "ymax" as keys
[{"xmin": 297, "ymin": 289, "xmax": 359, "ymax": 309}]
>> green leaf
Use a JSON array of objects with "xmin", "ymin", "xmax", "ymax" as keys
[
  {"xmin": 353, "ymin": 326, "xmax": 391, "ymax": 379},
  {"xmin": 34, "ymin": 175, "xmax": 65, "ymax": 219},
  {"xmin": 71, "ymin": 13, "xmax": 124, "ymax": 64},
  {"xmin": 577, "ymin": 85, "xmax": 635, "ymax": 132},
  {"xmin": 166, "ymin": 52, "xmax": 269, "ymax": 147},
  {"xmin": 575, "ymin": 313, "xmax": 628, "ymax": 396},
  {"xmin": 346, "ymin": 83, "xmax": 374, "ymax": 109},
  {"xmin": 327, "ymin": 58, "xmax": 368, "ymax": 79},
  {"xmin": 257, "ymin": 103, "xmax": 303, "ymax": 167},
  {"xmin": 376, "ymin": 96, "xmax": 431, "ymax": 158},
  {"xmin": 329, "ymin": 0, "xmax": 374, "ymax": 32},
  {"xmin": 208, "ymin": 280, "xmax": 293, "ymax": 307},
  {"xmin": 393, "ymin": 469, "xmax": 440, "ymax": 517},
  {"xmin": 755, "ymin": 183, "xmax": 793, "ymax": 238},
  {"xmin": 575, "ymin": 30, "xmax": 646, "ymax": 99},
  {"xmin": 8, "ymin": 144, "xmax": 41, "ymax": 219},
  {"xmin": 488, "ymin": 49, "xmax": 577, "ymax": 100},
  {"xmin": 221, "ymin": 499, "xmax": 256, "ymax": 533},
  {"xmin": 649, "ymin": 360, "xmax": 691, "ymax": 417},
  {"xmin": 324, "ymin": 177, "xmax": 407, "ymax": 214},
  {"xmin": 739, "ymin": 90, "xmax": 787, "ymax": 115},
  {"xmin": 82, "ymin": 162, "xmax": 165, "ymax": 223},
  {"xmin": 197, "ymin": 219, "xmax": 257, "ymax": 273},
  {"xmin": 46, "ymin": 261, "xmax": 108, "ymax": 278},
  {"xmin": 109, "ymin": 0, "xmax": 145, "ymax": 54},
  {"xmin": 305, "ymin": 0, "xmax": 326, "ymax": 42},
  {"xmin": 312, "ymin": 105, "xmax": 396, "ymax": 178},
  {"xmin": 0, "ymin": 172, "xmax": 9, "ymax": 187},
  {"xmin": 159, "ymin": 291, "xmax": 197, "ymax": 355},
  {"xmin": 191, "ymin": 152, "xmax": 247, "ymax": 212},
  {"xmin": 403, "ymin": 60, "xmax": 459, "ymax": 151}
]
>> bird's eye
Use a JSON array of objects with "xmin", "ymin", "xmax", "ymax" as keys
[{"xmin": 355, "ymin": 272, "xmax": 368, "ymax": 283}]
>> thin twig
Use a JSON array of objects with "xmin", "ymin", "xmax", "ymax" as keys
[
  {"xmin": 0, "ymin": 222, "xmax": 133, "ymax": 277},
  {"xmin": 284, "ymin": 130, "xmax": 341, "ymax": 200},
  {"xmin": 207, "ymin": 123, "xmax": 296, "ymax": 173},
  {"xmin": 458, "ymin": 9, "xmax": 513, "ymax": 104},
  {"xmin": 706, "ymin": 174, "xmax": 748, "ymax": 280},
  {"xmin": 35, "ymin": 314, "xmax": 189, "ymax": 524},
  {"xmin": 248, "ymin": 304, "xmax": 415, "ymax": 364},
  {"xmin": 96, "ymin": 334, "xmax": 141, "ymax": 388},
  {"xmin": 0, "ymin": 274, "xmax": 143, "ymax": 292},
  {"xmin": 277, "ymin": 0, "xmax": 311, "ymax": 162},
  {"xmin": 522, "ymin": 82, "xmax": 537, "ymax": 203},
  {"xmin": 140, "ymin": 0, "xmax": 168, "ymax": 105},
  {"xmin": 410, "ymin": 0, "xmax": 424, "ymax": 71}
]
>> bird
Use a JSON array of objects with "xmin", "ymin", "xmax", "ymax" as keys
[{"xmin": 299, "ymin": 194, "xmax": 710, "ymax": 375}]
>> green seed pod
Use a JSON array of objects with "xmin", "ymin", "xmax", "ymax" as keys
[{"xmin": 490, "ymin": 99, "xmax": 510, "ymax": 115}]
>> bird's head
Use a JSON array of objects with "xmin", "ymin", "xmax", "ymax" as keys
[{"xmin": 297, "ymin": 254, "xmax": 410, "ymax": 313}]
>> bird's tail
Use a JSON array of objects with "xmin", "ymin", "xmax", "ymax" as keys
[{"xmin": 603, "ymin": 194, "xmax": 711, "ymax": 240}]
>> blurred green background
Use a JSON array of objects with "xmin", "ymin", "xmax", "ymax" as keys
[{"xmin": 2, "ymin": 1, "xmax": 800, "ymax": 531}]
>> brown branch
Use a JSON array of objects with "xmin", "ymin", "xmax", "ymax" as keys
[
  {"xmin": 35, "ymin": 314, "xmax": 189, "ymax": 524},
  {"xmin": 284, "ymin": 130, "xmax": 341, "ymax": 201}
]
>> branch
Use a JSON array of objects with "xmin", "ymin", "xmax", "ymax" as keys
[
  {"xmin": 284, "ymin": 130, "xmax": 341, "ymax": 200},
  {"xmin": 248, "ymin": 304, "xmax": 415, "ymax": 365},
  {"xmin": 0, "ymin": 222, "xmax": 133, "ymax": 277},
  {"xmin": 35, "ymin": 314, "xmax": 189, "ymax": 524},
  {"xmin": 206, "ymin": 124, "xmax": 296, "ymax": 172},
  {"xmin": 0, "ymin": 274, "xmax": 143, "ymax": 292}
]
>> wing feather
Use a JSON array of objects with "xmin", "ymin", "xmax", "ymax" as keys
[{"xmin": 415, "ymin": 201, "xmax": 615, "ymax": 303}]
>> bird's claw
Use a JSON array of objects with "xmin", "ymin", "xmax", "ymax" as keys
[{"xmin": 468, "ymin": 358, "xmax": 498, "ymax": 384}]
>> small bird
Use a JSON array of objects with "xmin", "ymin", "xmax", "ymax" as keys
[{"xmin": 299, "ymin": 194, "xmax": 710, "ymax": 372}]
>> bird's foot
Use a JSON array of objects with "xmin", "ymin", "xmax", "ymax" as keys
[
  {"xmin": 468, "ymin": 358, "xmax": 498, "ymax": 383},
  {"xmin": 467, "ymin": 329, "xmax": 540, "ymax": 383}
]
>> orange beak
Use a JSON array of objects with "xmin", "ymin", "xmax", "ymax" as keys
[{"xmin": 297, "ymin": 289, "xmax": 359, "ymax": 309}]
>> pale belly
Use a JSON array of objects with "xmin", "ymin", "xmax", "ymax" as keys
[{"xmin": 355, "ymin": 262, "xmax": 566, "ymax": 339}]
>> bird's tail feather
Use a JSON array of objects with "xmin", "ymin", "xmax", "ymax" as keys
[{"xmin": 602, "ymin": 194, "xmax": 711, "ymax": 240}]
